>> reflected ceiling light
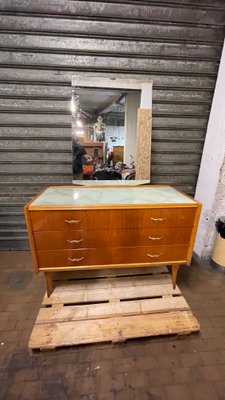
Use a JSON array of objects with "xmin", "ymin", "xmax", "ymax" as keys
[
  {"xmin": 71, "ymin": 99, "xmax": 77, "ymax": 116},
  {"xmin": 71, "ymin": 88, "xmax": 80, "ymax": 118},
  {"xmin": 76, "ymin": 119, "xmax": 82, "ymax": 127},
  {"xmin": 76, "ymin": 130, "xmax": 85, "ymax": 135}
]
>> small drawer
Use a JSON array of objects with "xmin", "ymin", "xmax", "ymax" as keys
[
  {"xmin": 128, "ymin": 227, "xmax": 192, "ymax": 247},
  {"xmin": 37, "ymin": 248, "xmax": 107, "ymax": 268},
  {"xmin": 133, "ymin": 208, "xmax": 196, "ymax": 229},
  {"xmin": 34, "ymin": 230, "xmax": 87, "ymax": 250},
  {"xmin": 117, "ymin": 245, "xmax": 189, "ymax": 264},
  {"xmin": 31, "ymin": 210, "xmax": 112, "ymax": 232},
  {"xmin": 30, "ymin": 210, "xmax": 89, "ymax": 232}
]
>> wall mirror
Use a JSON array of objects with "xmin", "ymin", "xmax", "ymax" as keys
[{"xmin": 71, "ymin": 74, "xmax": 152, "ymax": 185}]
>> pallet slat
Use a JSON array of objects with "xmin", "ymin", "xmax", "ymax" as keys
[
  {"xmin": 52, "ymin": 273, "xmax": 172, "ymax": 292},
  {"xmin": 36, "ymin": 296, "xmax": 189, "ymax": 324},
  {"xmin": 52, "ymin": 266, "xmax": 169, "ymax": 280},
  {"xmin": 29, "ymin": 311, "xmax": 199, "ymax": 349},
  {"xmin": 43, "ymin": 283, "xmax": 181, "ymax": 305}
]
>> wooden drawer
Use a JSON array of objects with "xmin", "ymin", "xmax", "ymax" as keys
[
  {"xmin": 37, "ymin": 245, "xmax": 189, "ymax": 269},
  {"xmin": 34, "ymin": 227, "xmax": 193, "ymax": 250},
  {"xmin": 30, "ymin": 207, "xmax": 196, "ymax": 232}
]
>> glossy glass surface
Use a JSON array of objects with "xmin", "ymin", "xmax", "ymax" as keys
[{"xmin": 31, "ymin": 186, "xmax": 195, "ymax": 207}]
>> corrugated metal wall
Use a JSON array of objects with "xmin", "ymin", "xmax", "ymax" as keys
[{"xmin": 0, "ymin": 0, "xmax": 225, "ymax": 250}]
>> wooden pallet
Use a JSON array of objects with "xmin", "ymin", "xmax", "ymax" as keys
[{"xmin": 29, "ymin": 267, "xmax": 200, "ymax": 350}]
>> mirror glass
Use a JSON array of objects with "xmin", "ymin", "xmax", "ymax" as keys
[
  {"xmin": 71, "ymin": 76, "xmax": 152, "ymax": 185},
  {"xmin": 72, "ymin": 87, "xmax": 140, "ymax": 182}
]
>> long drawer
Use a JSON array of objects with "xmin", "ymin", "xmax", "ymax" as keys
[
  {"xmin": 37, "ymin": 245, "xmax": 189, "ymax": 269},
  {"xmin": 30, "ymin": 207, "xmax": 196, "ymax": 232},
  {"xmin": 34, "ymin": 227, "xmax": 193, "ymax": 250}
]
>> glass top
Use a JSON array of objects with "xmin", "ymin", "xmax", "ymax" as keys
[{"xmin": 30, "ymin": 186, "xmax": 196, "ymax": 208}]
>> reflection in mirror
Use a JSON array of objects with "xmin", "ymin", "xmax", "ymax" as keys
[
  {"xmin": 72, "ymin": 87, "xmax": 141, "ymax": 182},
  {"xmin": 71, "ymin": 77, "xmax": 151, "ymax": 184}
]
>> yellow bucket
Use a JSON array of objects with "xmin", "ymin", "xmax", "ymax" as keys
[{"xmin": 212, "ymin": 233, "xmax": 225, "ymax": 267}]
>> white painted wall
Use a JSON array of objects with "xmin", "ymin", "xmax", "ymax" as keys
[
  {"xmin": 195, "ymin": 40, "xmax": 225, "ymax": 258},
  {"xmin": 124, "ymin": 92, "xmax": 141, "ymax": 164}
]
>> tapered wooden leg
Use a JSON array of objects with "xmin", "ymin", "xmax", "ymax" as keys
[
  {"xmin": 172, "ymin": 264, "xmax": 180, "ymax": 289},
  {"xmin": 45, "ymin": 272, "xmax": 53, "ymax": 297}
]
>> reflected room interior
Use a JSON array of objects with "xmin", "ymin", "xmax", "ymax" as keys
[{"xmin": 71, "ymin": 87, "xmax": 141, "ymax": 182}]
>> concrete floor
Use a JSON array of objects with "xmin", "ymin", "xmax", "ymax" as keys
[{"xmin": 1, "ymin": 251, "xmax": 225, "ymax": 400}]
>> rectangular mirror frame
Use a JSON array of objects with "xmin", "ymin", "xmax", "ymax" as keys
[{"xmin": 72, "ymin": 74, "xmax": 153, "ymax": 185}]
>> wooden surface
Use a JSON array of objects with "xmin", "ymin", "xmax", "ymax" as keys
[
  {"xmin": 24, "ymin": 203, "xmax": 39, "ymax": 273},
  {"xmin": 25, "ymin": 185, "xmax": 201, "ymax": 290},
  {"xmin": 34, "ymin": 227, "xmax": 192, "ymax": 250},
  {"xmin": 136, "ymin": 108, "xmax": 152, "ymax": 180},
  {"xmin": 29, "ymin": 267, "xmax": 200, "ymax": 350},
  {"xmin": 113, "ymin": 145, "xmax": 124, "ymax": 163},
  {"xmin": 30, "ymin": 207, "xmax": 196, "ymax": 231},
  {"xmin": 36, "ymin": 245, "xmax": 189, "ymax": 269}
]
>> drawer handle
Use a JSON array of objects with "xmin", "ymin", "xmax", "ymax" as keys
[
  {"xmin": 150, "ymin": 217, "xmax": 167, "ymax": 222},
  {"xmin": 68, "ymin": 257, "xmax": 84, "ymax": 262},
  {"xmin": 65, "ymin": 219, "xmax": 81, "ymax": 224},
  {"xmin": 147, "ymin": 253, "xmax": 162, "ymax": 258},
  {"xmin": 67, "ymin": 239, "xmax": 83, "ymax": 244},
  {"xmin": 148, "ymin": 236, "xmax": 164, "ymax": 241}
]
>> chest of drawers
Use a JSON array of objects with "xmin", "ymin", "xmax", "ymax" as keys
[{"xmin": 24, "ymin": 185, "xmax": 201, "ymax": 296}]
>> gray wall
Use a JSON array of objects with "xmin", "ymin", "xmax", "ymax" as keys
[{"xmin": 0, "ymin": 1, "xmax": 225, "ymax": 249}]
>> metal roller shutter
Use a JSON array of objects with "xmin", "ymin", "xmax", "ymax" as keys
[{"xmin": 0, "ymin": 0, "xmax": 225, "ymax": 249}]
